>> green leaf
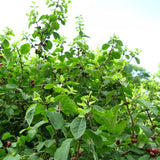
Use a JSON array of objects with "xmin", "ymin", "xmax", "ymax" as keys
[
  {"xmin": 138, "ymin": 122, "xmax": 152, "ymax": 138},
  {"xmin": 135, "ymin": 57, "xmax": 140, "ymax": 64},
  {"xmin": 61, "ymin": 19, "xmax": 66, "ymax": 25},
  {"xmin": 86, "ymin": 130, "xmax": 103, "ymax": 147},
  {"xmin": 93, "ymin": 105, "xmax": 104, "ymax": 113},
  {"xmin": 25, "ymin": 104, "xmax": 37, "ymax": 126},
  {"xmin": 46, "ymin": 0, "xmax": 49, "ymax": 5},
  {"xmin": 124, "ymin": 64, "xmax": 133, "ymax": 73},
  {"xmin": 2, "ymin": 132, "xmax": 14, "ymax": 140},
  {"xmin": 20, "ymin": 43, "xmax": 31, "ymax": 54},
  {"xmin": 104, "ymin": 110, "xmax": 117, "ymax": 132},
  {"xmin": 28, "ymin": 129, "xmax": 36, "ymax": 138},
  {"xmin": 130, "ymin": 148, "xmax": 145, "ymax": 155},
  {"xmin": 36, "ymin": 142, "xmax": 45, "ymax": 152},
  {"xmin": 39, "ymin": 15, "xmax": 48, "ymax": 21},
  {"xmin": 6, "ymin": 84, "xmax": 17, "ymax": 89},
  {"xmin": 34, "ymin": 104, "xmax": 46, "ymax": 117},
  {"xmin": 121, "ymin": 81, "xmax": 129, "ymax": 88},
  {"xmin": 93, "ymin": 110, "xmax": 117, "ymax": 132},
  {"xmin": 44, "ymin": 40, "xmax": 53, "ymax": 50},
  {"xmin": 44, "ymin": 84, "xmax": 54, "ymax": 89},
  {"xmin": 90, "ymin": 143, "xmax": 98, "ymax": 160},
  {"xmin": 79, "ymin": 31, "xmax": 90, "ymax": 38},
  {"xmin": 0, "ymin": 140, "xmax": 2, "ymax": 148},
  {"xmin": 49, "ymin": 14, "xmax": 56, "ymax": 21},
  {"xmin": 46, "ymin": 125, "xmax": 54, "ymax": 138},
  {"xmin": 2, "ymin": 39, "xmax": 10, "ymax": 48},
  {"xmin": 138, "ymin": 155, "xmax": 150, "ymax": 160},
  {"xmin": 54, "ymin": 138, "xmax": 72, "ymax": 160},
  {"xmin": 44, "ymin": 139, "xmax": 55, "ymax": 147},
  {"xmin": 3, "ymin": 155, "xmax": 21, "ymax": 160},
  {"xmin": 33, "ymin": 121, "xmax": 48, "ymax": 130},
  {"xmin": 65, "ymin": 81, "xmax": 79, "ymax": 85},
  {"xmin": 113, "ymin": 121, "xmax": 127, "ymax": 136},
  {"xmin": 22, "ymin": 92, "xmax": 31, "ymax": 100},
  {"xmin": 54, "ymin": 22, "xmax": 60, "ymax": 30},
  {"xmin": 137, "ymin": 134, "xmax": 146, "ymax": 148},
  {"xmin": 123, "ymin": 87, "xmax": 132, "ymax": 97},
  {"xmin": 112, "ymin": 51, "xmax": 121, "ymax": 59},
  {"xmin": 116, "ymin": 40, "xmax": 123, "ymax": 46},
  {"xmin": 29, "ymin": 155, "xmax": 43, "ymax": 160},
  {"xmin": 4, "ymin": 49, "xmax": 13, "ymax": 62},
  {"xmin": 53, "ymin": 32, "xmax": 60, "ymax": 39},
  {"xmin": 0, "ymin": 149, "xmax": 6, "ymax": 157},
  {"xmin": 70, "ymin": 117, "xmax": 86, "ymax": 139},
  {"xmin": 105, "ymin": 90, "xmax": 115, "ymax": 104},
  {"xmin": 102, "ymin": 43, "xmax": 110, "ymax": 50},
  {"xmin": 33, "ymin": 91, "xmax": 42, "ymax": 102},
  {"xmin": 58, "ymin": 55, "xmax": 65, "ymax": 62},
  {"xmin": 54, "ymin": 86, "xmax": 67, "ymax": 93},
  {"xmin": 6, "ymin": 107, "xmax": 14, "ymax": 117},
  {"xmin": 97, "ymin": 56, "xmax": 106, "ymax": 64},
  {"xmin": 126, "ymin": 155, "xmax": 135, "ymax": 160},
  {"xmin": 77, "ymin": 42, "xmax": 84, "ymax": 49},
  {"xmin": 84, "ymin": 43, "xmax": 89, "ymax": 50},
  {"xmin": 47, "ymin": 111, "xmax": 65, "ymax": 130},
  {"xmin": 28, "ymin": 21, "xmax": 34, "ymax": 28},
  {"xmin": 125, "ymin": 54, "xmax": 130, "ymax": 59},
  {"xmin": 137, "ymin": 99, "xmax": 158, "ymax": 115},
  {"xmin": 55, "ymin": 95, "xmax": 78, "ymax": 115}
]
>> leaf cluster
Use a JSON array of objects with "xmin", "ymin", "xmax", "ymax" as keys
[{"xmin": 0, "ymin": 0, "xmax": 160, "ymax": 160}]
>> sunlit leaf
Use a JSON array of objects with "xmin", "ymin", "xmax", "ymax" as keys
[
  {"xmin": 54, "ymin": 138, "xmax": 72, "ymax": 160},
  {"xmin": 47, "ymin": 111, "xmax": 65, "ymax": 130},
  {"xmin": 44, "ymin": 84, "xmax": 54, "ymax": 89},
  {"xmin": 70, "ymin": 117, "xmax": 86, "ymax": 139},
  {"xmin": 20, "ymin": 43, "xmax": 31, "ymax": 54},
  {"xmin": 137, "ymin": 99, "xmax": 158, "ymax": 116},
  {"xmin": 102, "ymin": 43, "xmax": 110, "ymax": 50},
  {"xmin": 25, "ymin": 104, "xmax": 37, "ymax": 126},
  {"xmin": 2, "ymin": 132, "xmax": 15, "ymax": 140},
  {"xmin": 53, "ymin": 32, "xmax": 60, "ymax": 39},
  {"xmin": 6, "ymin": 84, "xmax": 17, "ymax": 89},
  {"xmin": 2, "ymin": 39, "xmax": 10, "ymax": 48},
  {"xmin": 55, "ymin": 95, "xmax": 78, "ymax": 115}
]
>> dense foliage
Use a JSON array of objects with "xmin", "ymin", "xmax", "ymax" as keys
[{"xmin": 0, "ymin": 0, "xmax": 160, "ymax": 159}]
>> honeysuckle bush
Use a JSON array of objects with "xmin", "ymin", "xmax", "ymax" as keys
[{"xmin": 0, "ymin": 0, "xmax": 160, "ymax": 160}]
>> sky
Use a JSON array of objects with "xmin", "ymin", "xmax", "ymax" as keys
[{"xmin": 0, "ymin": 0, "xmax": 160, "ymax": 73}]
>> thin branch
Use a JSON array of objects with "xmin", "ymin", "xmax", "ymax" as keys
[
  {"xmin": 76, "ymin": 140, "xmax": 81, "ymax": 158},
  {"xmin": 146, "ymin": 109, "xmax": 153, "ymax": 126},
  {"xmin": 118, "ymin": 80, "xmax": 135, "ymax": 137},
  {"xmin": 55, "ymin": 130, "xmax": 59, "ymax": 148},
  {"xmin": 96, "ymin": 36, "xmax": 115, "ymax": 69},
  {"xmin": 121, "ymin": 150, "xmax": 131, "ymax": 156},
  {"xmin": 16, "ymin": 47, "xmax": 24, "ymax": 87},
  {"xmin": 96, "ymin": 47, "xmax": 113, "ymax": 69},
  {"xmin": 58, "ymin": 102, "xmax": 62, "ymax": 112}
]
